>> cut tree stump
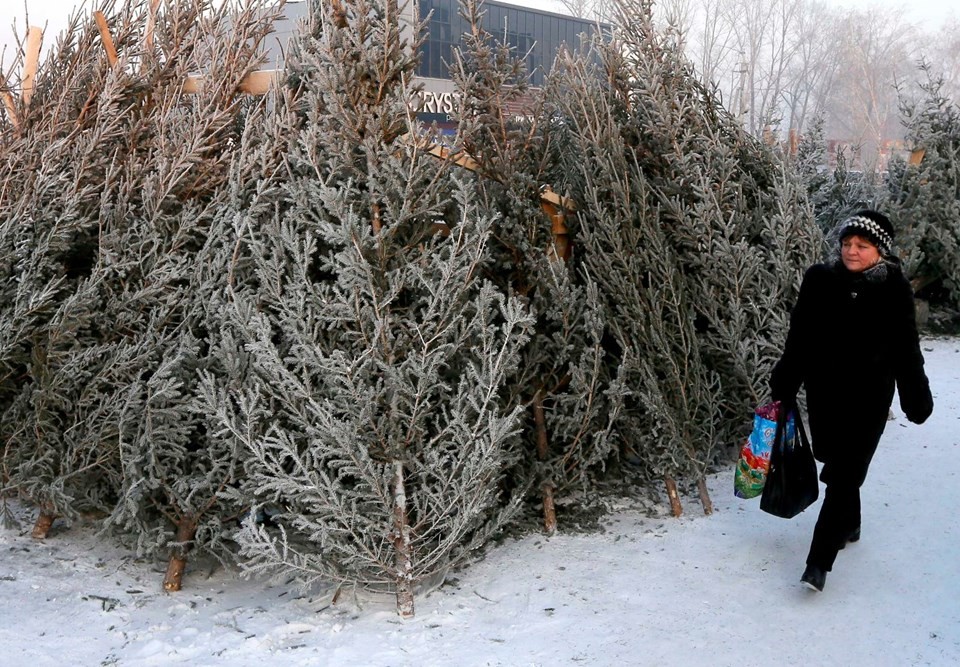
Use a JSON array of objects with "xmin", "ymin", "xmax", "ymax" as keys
[
  {"xmin": 392, "ymin": 460, "xmax": 415, "ymax": 619},
  {"xmin": 164, "ymin": 554, "xmax": 187, "ymax": 592},
  {"xmin": 697, "ymin": 477, "xmax": 714, "ymax": 515},
  {"xmin": 163, "ymin": 519, "xmax": 198, "ymax": 592},
  {"xmin": 31, "ymin": 511, "xmax": 56, "ymax": 539},
  {"xmin": 533, "ymin": 389, "xmax": 558, "ymax": 534},
  {"xmin": 664, "ymin": 476, "xmax": 683, "ymax": 517},
  {"xmin": 542, "ymin": 483, "xmax": 557, "ymax": 535}
]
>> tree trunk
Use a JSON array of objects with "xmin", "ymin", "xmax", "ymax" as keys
[
  {"xmin": 697, "ymin": 477, "xmax": 713, "ymax": 515},
  {"xmin": 533, "ymin": 389, "xmax": 557, "ymax": 533},
  {"xmin": 533, "ymin": 389, "xmax": 549, "ymax": 460},
  {"xmin": 665, "ymin": 476, "xmax": 683, "ymax": 517},
  {"xmin": 31, "ymin": 510, "xmax": 56, "ymax": 539},
  {"xmin": 392, "ymin": 459, "xmax": 415, "ymax": 618},
  {"xmin": 163, "ymin": 518, "xmax": 198, "ymax": 592},
  {"xmin": 372, "ymin": 202, "xmax": 383, "ymax": 235},
  {"xmin": 541, "ymin": 483, "xmax": 557, "ymax": 535}
]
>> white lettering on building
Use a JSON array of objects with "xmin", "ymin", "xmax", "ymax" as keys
[{"xmin": 416, "ymin": 91, "xmax": 458, "ymax": 115}]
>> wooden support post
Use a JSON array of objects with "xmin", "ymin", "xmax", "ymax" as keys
[
  {"xmin": 146, "ymin": 0, "xmax": 161, "ymax": 50},
  {"xmin": 761, "ymin": 124, "xmax": 775, "ymax": 146},
  {"xmin": 549, "ymin": 209, "xmax": 570, "ymax": 261},
  {"xmin": 540, "ymin": 198, "xmax": 570, "ymax": 262},
  {"xmin": 94, "ymin": 11, "xmax": 119, "ymax": 66},
  {"xmin": 540, "ymin": 186, "xmax": 575, "ymax": 262},
  {"xmin": 697, "ymin": 477, "xmax": 713, "ymax": 515},
  {"xmin": 21, "ymin": 26, "xmax": 42, "ymax": 107},
  {"xmin": 664, "ymin": 476, "xmax": 683, "ymax": 517},
  {"xmin": 0, "ymin": 72, "xmax": 19, "ymax": 129},
  {"xmin": 429, "ymin": 222, "xmax": 451, "ymax": 237}
]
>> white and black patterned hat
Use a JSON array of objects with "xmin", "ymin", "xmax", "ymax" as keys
[{"xmin": 838, "ymin": 210, "xmax": 894, "ymax": 255}]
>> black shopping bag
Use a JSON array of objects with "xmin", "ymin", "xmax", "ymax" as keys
[{"xmin": 760, "ymin": 403, "xmax": 819, "ymax": 519}]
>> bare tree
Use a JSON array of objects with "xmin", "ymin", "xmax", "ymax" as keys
[
  {"xmin": 716, "ymin": 0, "xmax": 805, "ymax": 135},
  {"xmin": 676, "ymin": 0, "xmax": 807, "ymax": 134},
  {"xmin": 689, "ymin": 0, "xmax": 739, "ymax": 98},
  {"xmin": 555, "ymin": 0, "xmax": 616, "ymax": 23},
  {"xmin": 663, "ymin": 0, "xmax": 929, "ymax": 170},
  {"xmin": 652, "ymin": 0, "xmax": 696, "ymax": 49},
  {"xmin": 780, "ymin": 0, "xmax": 843, "ymax": 135},
  {"xmin": 916, "ymin": 17, "xmax": 960, "ymax": 103},
  {"xmin": 826, "ymin": 6, "xmax": 918, "ymax": 170}
]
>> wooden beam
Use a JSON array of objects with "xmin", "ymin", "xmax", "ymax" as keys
[
  {"xmin": 237, "ymin": 70, "xmax": 279, "ymax": 95},
  {"xmin": 94, "ymin": 11, "xmax": 119, "ymax": 66},
  {"xmin": 183, "ymin": 69, "xmax": 279, "ymax": 95},
  {"xmin": 403, "ymin": 133, "xmax": 576, "ymax": 211},
  {"xmin": 401, "ymin": 133, "xmax": 577, "ymax": 260},
  {"xmin": 22, "ymin": 26, "xmax": 42, "ymax": 106},
  {"xmin": 539, "ymin": 185, "xmax": 575, "ymax": 212},
  {"xmin": 420, "ymin": 140, "xmax": 480, "ymax": 172},
  {"xmin": 398, "ymin": 131, "xmax": 479, "ymax": 171}
]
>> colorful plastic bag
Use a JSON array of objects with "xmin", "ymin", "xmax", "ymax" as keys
[
  {"xmin": 760, "ymin": 404, "xmax": 819, "ymax": 519},
  {"xmin": 734, "ymin": 401, "xmax": 793, "ymax": 499}
]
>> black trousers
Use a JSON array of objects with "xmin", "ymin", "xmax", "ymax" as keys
[
  {"xmin": 807, "ymin": 475, "xmax": 862, "ymax": 570},
  {"xmin": 806, "ymin": 421, "xmax": 885, "ymax": 571}
]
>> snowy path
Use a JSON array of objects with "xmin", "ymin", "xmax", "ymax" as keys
[{"xmin": 2, "ymin": 339, "xmax": 959, "ymax": 666}]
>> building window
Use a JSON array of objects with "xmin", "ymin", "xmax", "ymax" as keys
[{"xmin": 416, "ymin": 0, "xmax": 601, "ymax": 86}]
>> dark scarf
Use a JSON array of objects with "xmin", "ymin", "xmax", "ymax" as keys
[{"xmin": 831, "ymin": 255, "xmax": 901, "ymax": 285}]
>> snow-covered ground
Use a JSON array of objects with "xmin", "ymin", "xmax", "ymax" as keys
[{"xmin": 2, "ymin": 338, "xmax": 959, "ymax": 667}]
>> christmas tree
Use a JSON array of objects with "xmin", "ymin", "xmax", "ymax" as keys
[{"xmin": 211, "ymin": 0, "xmax": 532, "ymax": 617}]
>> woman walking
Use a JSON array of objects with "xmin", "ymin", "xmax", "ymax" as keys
[{"xmin": 770, "ymin": 209, "xmax": 933, "ymax": 592}]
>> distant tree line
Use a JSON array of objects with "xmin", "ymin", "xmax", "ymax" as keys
[
  {"xmin": 796, "ymin": 63, "xmax": 960, "ymax": 320},
  {"xmin": 561, "ymin": 0, "xmax": 960, "ymax": 173}
]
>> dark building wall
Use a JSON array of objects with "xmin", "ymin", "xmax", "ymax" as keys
[
  {"xmin": 263, "ymin": 0, "xmax": 603, "ymax": 89},
  {"xmin": 417, "ymin": 0, "xmax": 601, "ymax": 87}
]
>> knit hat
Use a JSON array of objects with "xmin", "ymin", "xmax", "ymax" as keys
[{"xmin": 837, "ymin": 209, "xmax": 894, "ymax": 255}]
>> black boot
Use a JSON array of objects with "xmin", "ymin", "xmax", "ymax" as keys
[
  {"xmin": 839, "ymin": 526, "xmax": 861, "ymax": 550},
  {"xmin": 801, "ymin": 564, "xmax": 826, "ymax": 592}
]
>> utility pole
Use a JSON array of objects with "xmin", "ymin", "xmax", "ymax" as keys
[{"xmin": 735, "ymin": 54, "xmax": 748, "ymax": 127}]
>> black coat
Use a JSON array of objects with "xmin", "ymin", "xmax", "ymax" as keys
[{"xmin": 771, "ymin": 259, "xmax": 933, "ymax": 480}]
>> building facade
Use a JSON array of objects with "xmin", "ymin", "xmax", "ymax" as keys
[{"xmin": 265, "ymin": 0, "xmax": 604, "ymax": 130}]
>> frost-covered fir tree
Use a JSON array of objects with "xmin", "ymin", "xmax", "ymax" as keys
[
  {"xmin": 0, "ymin": 3, "xmax": 156, "ymax": 534},
  {"xmin": 445, "ymin": 0, "xmax": 622, "ymax": 531},
  {"xmin": 541, "ymin": 0, "xmax": 818, "ymax": 507},
  {"xmin": 795, "ymin": 116, "xmax": 879, "ymax": 237},
  {"xmin": 90, "ymin": 2, "xmax": 283, "ymax": 590},
  {"xmin": 211, "ymin": 0, "xmax": 532, "ymax": 617},
  {"xmin": 1, "ymin": 0, "xmax": 284, "ymax": 589},
  {"xmin": 885, "ymin": 63, "xmax": 960, "ymax": 308}
]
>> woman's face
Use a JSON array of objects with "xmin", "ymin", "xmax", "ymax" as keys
[{"xmin": 841, "ymin": 234, "xmax": 881, "ymax": 273}]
